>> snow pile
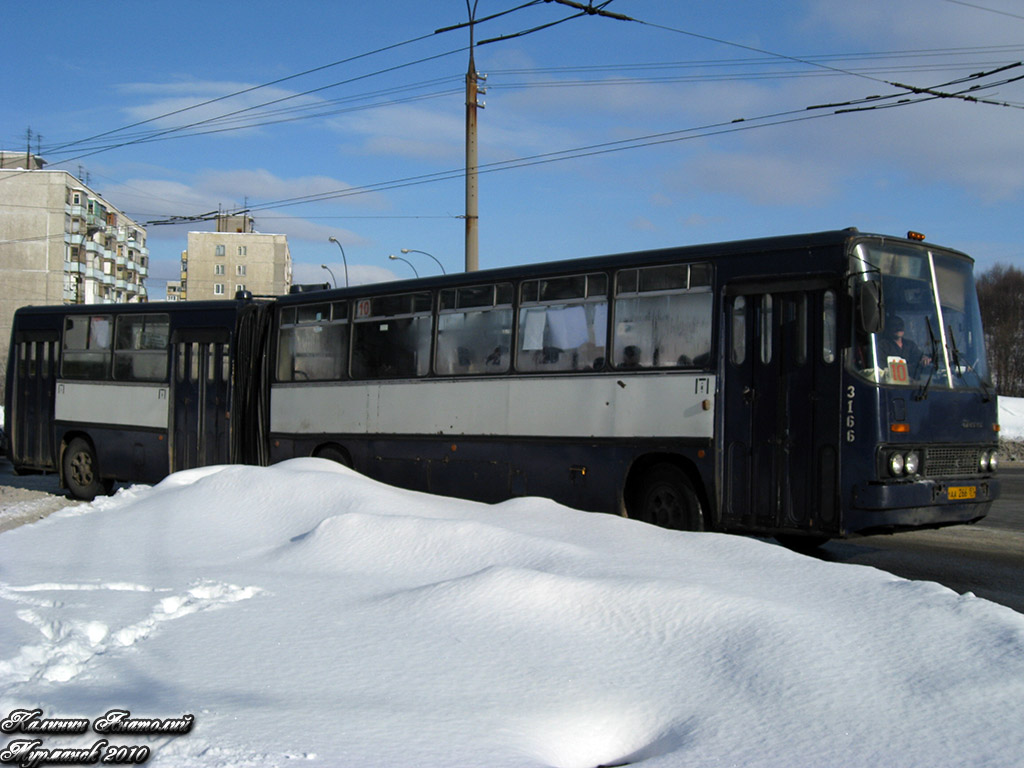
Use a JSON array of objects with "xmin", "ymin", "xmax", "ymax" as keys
[
  {"xmin": 1, "ymin": 458, "xmax": 1022, "ymax": 767},
  {"xmin": 998, "ymin": 395, "xmax": 1024, "ymax": 440}
]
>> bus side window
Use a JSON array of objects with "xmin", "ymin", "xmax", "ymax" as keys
[
  {"xmin": 351, "ymin": 293, "xmax": 432, "ymax": 379},
  {"xmin": 614, "ymin": 263, "xmax": 713, "ymax": 369},
  {"xmin": 436, "ymin": 284, "xmax": 512, "ymax": 375},
  {"xmin": 516, "ymin": 274, "xmax": 607, "ymax": 373},
  {"xmin": 113, "ymin": 314, "xmax": 170, "ymax": 382},
  {"xmin": 62, "ymin": 315, "xmax": 113, "ymax": 379},
  {"xmin": 276, "ymin": 302, "xmax": 348, "ymax": 382}
]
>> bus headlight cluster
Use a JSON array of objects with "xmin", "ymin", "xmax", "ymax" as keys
[
  {"xmin": 888, "ymin": 450, "xmax": 921, "ymax": 477},
  {"xmin": 979, "ymin": 450, "xmax": 999, "ymax": 473}
]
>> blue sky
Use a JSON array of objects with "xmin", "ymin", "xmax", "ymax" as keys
[{"xmin": 4, "ymin": 0, "xmax": 1023, "ymax": 294}]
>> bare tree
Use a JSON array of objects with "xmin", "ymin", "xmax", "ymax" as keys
[{"xmin": 977, "ymin": 264, "xmax": 1024, "ymax": 396}]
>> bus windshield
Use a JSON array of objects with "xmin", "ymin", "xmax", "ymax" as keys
[{"xmin": 850, "ymin": 241, "xmax": 990, "ymax": 391}]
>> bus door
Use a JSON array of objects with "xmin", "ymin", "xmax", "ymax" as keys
[
  {"xmin": 721, "ymin": 282, "xmax": 841, "ymax": 535},
  {"xmin": 10, "ymin": 331, "xmax": 59, "ymax": 468},
  {"xmin": 171, "ymin": 330, "xmax": 232, "ymax": 472}
]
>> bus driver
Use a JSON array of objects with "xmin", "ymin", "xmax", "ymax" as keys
[{"xmin": 879, "ymin": 315, "xmax": 932, "ymax": 379}]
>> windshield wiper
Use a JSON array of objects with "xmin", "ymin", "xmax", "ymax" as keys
[
  {"xmin": 947, "ymin": 323, "xmax": 993, "ymax": 402},
  {"xmin": 915, "ymin": 317, "xmax": 939, "ymax": 401}
]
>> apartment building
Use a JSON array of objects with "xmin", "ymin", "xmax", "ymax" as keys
[
  {"xmin": 0, "ymin": 163, "xmax": 149, "ymax": 398},
  {"xmin": 180, "ymin": 214, "xmax": 291, "ymax": 300}
]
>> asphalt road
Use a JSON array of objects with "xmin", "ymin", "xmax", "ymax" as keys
[
  {"xmin": 813, "ymin": 465, "xmax": 1024, "ymax": 614},
  {"xmin": 1, "ymin": 455, "xmax": 1022, "ymax": 613}
]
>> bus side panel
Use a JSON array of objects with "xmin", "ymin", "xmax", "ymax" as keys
[
  {"xmin": 55, "ymin": 381, "xmax": 171, "ymax": 485},
  {"xmin": 55, "ymin": 424, "xmax": 170, "ymax": 485},
  {"xmin": 272, "ymin": 432, "xmax": 713, "ymax": 515},
  {"xmin": 268, "ymin": 374, "xmax": 718, "ymax": 514}
]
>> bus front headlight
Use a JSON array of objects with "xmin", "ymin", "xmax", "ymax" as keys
[
  {"xmin": 979, "ymin": 451, "xmax": 990, "ymax": 473},
  {"xmin": 889, "ymin": 453, "xmax": 906, "ymax": 477},
  {"xmin": 904, "ymin": 451, "xmax": 921, "ymax": 476}
]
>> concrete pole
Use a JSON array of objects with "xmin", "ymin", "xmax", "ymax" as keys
[{"xmin": 465, "ymin": 49, "xmax": 480, "ymax": 273}]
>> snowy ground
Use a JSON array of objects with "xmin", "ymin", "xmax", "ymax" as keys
[
  {"xmin": 1, "ymin": 457, "xmax": 1023, "ymax": 768},
  {"xmin": 0, "ymin": 402, "xmax": 1023, "ymax": 766}
]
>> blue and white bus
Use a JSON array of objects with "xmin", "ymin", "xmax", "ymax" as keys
[
  {"xmin": 5, "ymin": 229, "xmax": 1000, "ymax": 546},
  {"xmin": 5, "ymin": 300, "xmax": 268, "ymax": 499}
]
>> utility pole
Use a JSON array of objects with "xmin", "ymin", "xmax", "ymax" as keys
[{"xmin": 464, "ymin": 2, "xmax": 485, "ymax": 273}]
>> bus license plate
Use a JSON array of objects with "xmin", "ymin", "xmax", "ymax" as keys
[{"xmin": 947, "ymin": 486, "xmax": 977, "ymax": 501}]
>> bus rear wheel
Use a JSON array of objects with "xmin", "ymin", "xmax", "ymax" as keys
[
  {"xmin": 633, "ymin": 463, "xmax": 705, "ymax": 531},
  {"xmin": 314, "ymin": 445, "xmax": 352, "ymax": 468},
  {"xmin": 63, "ymin": 438, "xmax": 104, "ymax": 501}
]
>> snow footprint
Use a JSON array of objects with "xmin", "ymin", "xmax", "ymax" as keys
[{"xmin": 0, "ymin": 580, "xmax": 262, "ymax": 689}]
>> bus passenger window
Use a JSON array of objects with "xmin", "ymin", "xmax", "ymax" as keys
[
  {"xmin": 276, "ymin": 301, "xmax": 348, "ymax": 381},
  {"xmin": 516, "ymin": 273, "xmax": 607, "ymax": 373},
  {"xmin": 62, "ymin": 315, "xmax": 113, "ymax": 379},
  {"xmin": 113, "ymin": 314, "xmax": 170, "ymax": 382},
  {"xmin": 351, "ymin": 292, "xmax": 432, "ymax": 379},
  {"xmin": 436, "ymin": 284, "xmax": 512, "ymax": 375},
  {"xmin": 614, "ymin": 263, "xmax": 713, "ymax": 369}
]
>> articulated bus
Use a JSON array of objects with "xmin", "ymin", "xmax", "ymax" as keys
[
  {"xmin": 5, "ymin": 300, "xmax": 268, "ymax": 499},
  {"xmin": 4, "ymin": 230, "xmax": 1000, "ymax": 545}
]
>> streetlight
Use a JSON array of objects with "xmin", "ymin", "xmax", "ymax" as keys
[
  {"xmin": 401, "ymin": 248, "xmax": 446, "ymax": 275},
  {"xmin": 320, "ymin": 264, "xmax": 337, "ymax": 288},
  {"xmin": 388, "ymin": 254, "xmax": 419, "ymax": 278},
  {"xmin": 327, "ymin": 236, "xmax": 350, "ymax": 287}
]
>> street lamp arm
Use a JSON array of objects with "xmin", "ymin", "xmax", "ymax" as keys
[
  {"xmin": 327, "ymin": 237, "xmax": 350, "ymax": 287},
  {"xmin": 401, "ymin": 248, "xmax": 446, "ymax": 275},
  {"xmin": 388, "ymin": 254, "xmax": 420, "ymax": 278}
]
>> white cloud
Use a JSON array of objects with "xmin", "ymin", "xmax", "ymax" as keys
[{"xmin": 681, "ymin": 150, "xmax": 838, "ymax": 206}]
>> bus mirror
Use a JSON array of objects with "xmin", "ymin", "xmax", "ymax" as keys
[{"xmin": 857, "ymin": 281, "xmax": 884, "ymax": 334}]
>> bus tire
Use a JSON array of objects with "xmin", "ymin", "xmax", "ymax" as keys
[
  {"xmin": 63, "ymin": 438, "xmax": 105, "ymax": 501},
  {"xmin": 634, "ymin": 463, "xmax": 705, "ymax": 531},
  {"xmin": 314, "ymin": 445, "xmax": 352, "ymax": 468}
]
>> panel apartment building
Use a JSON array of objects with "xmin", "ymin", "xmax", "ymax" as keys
[
  {"xmin": 178, "ymin": 213, "xmax": 291, "ymax": 300},
  {"xmin": 0, "ymin": 157, "xmax": 149, "ymax": 398}
]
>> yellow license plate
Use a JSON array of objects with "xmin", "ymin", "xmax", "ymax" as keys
[{"xmin": 947, "ymin": 486, "xmax": 977, "ymax": 500}]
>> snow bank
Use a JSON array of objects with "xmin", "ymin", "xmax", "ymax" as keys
[
  {"xmin": 1, "ymin": 458, "xmax": 1022, "ymax": 767},
  {"xmin": 998, "ymin": 395, "xmax": 1024, "ymax": 440}
]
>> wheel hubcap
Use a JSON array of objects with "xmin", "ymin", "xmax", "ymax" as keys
[
  {"xmin": 648, "ymin": 485, "xmax": 682, "ymax": 527},
  {"xmin": 70, "ymin": 452, "xmax": 93, "ymax": 486}
]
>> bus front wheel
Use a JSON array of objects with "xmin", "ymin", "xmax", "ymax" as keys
[
  {"xmin": 634, "ymin": 463, "xmax": 705, "ymax": 531},
  {"xmin": 63, "ymin": 438, "xmax": 104, "ymax": 501}
]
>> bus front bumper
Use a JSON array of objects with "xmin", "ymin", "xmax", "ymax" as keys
[{"xmin": 848, "ymin": 476, "xmax": 998, "ymax": 532}]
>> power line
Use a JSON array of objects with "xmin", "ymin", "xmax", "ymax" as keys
[
  {"xmin": 941, "ymin": 0, "xmax": 1024, "ymax": 21},
  {"xmin": 141, "ymin": 63, "xmax": 1020, "ymax": 225}
]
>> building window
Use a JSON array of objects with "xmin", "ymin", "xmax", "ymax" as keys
[
  {"xmin": 235, "ymin": 284, "xmax": 246, "ymax": 293},
  {"xmin": 236, "ymin": 264, "xmax": 246, "ymax": 276},
  {"xmin": 238, "ymin": 246, "xmax": 247, "ymax": 256},
  {"xmin": 215, "ymin": 264, "xmax": 225, "ymax": 275},
  {"xmin": 214, "ymin": 283, "xmax": 225, "ymax": 296},
  {"xmin": 215, "ymin": 244, "xmax": 226, "ymax": 257}
]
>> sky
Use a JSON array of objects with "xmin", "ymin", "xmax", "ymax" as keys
[
  {"xmin": 1, "ymin": 455, "xmax": 1023, "ymax": 767},
  {"xmin": 3, "ymin": 0, "xmax": 1024, "ymax": 297}
]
